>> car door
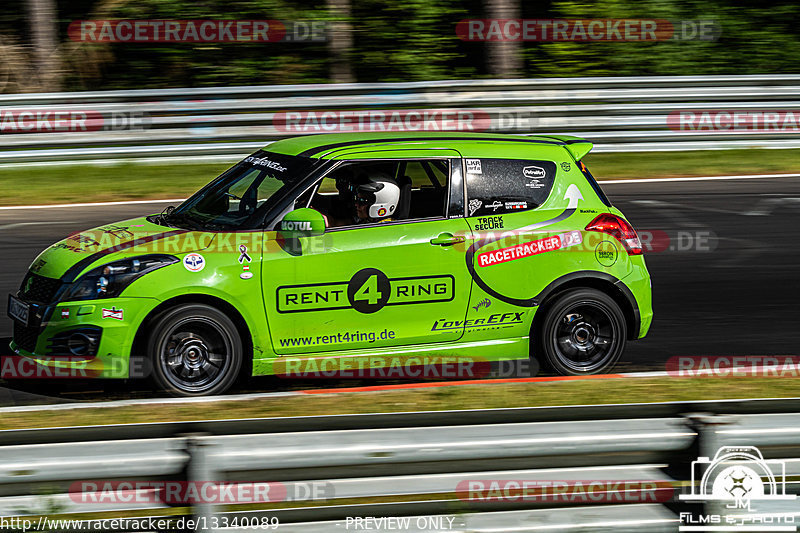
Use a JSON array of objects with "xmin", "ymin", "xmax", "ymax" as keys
[{"xmin": 261, "ymin": 152, "xmax": 473, "ymax": 355}]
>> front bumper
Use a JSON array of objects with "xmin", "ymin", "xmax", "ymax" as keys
[{"xmin": 8, "ymin": 296, "xmax": 159, "ymax": 378}]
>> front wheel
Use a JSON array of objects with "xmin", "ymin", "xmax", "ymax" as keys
[
  {"xmin": 147, "ymin": 304, "xmax": 243, "ymax": 396},
  {"xmin": 538, "ymin": 288, "xmax": 627, "ymax": 375}
]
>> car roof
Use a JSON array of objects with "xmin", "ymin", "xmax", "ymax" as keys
[{"xmin": 265, "ymin": 132, "xmax": 593, "ymax": 160}]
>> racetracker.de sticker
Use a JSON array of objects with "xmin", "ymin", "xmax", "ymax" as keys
[{"xmin": 477, "ymin": 231, "xmax": 582, "ymax": 267}]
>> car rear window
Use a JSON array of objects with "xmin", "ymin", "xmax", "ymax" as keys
[{"xmin": 464, "ymin": 158, "xmax": 556, "ymax": 217}]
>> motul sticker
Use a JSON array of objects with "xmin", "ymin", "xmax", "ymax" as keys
[
  {"xmin": 102, "ymin": 307, "xmax": 123, "ymax": 320},
  {"xmin": 477, "ymin": 230, "xmax": 583, "ymax": 267}
]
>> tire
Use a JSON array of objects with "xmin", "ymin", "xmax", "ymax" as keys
[
  {"xmin": 537, "ymin": 288, "xmax": 627, "ymax": 375},
  {"xmin": 147, "ymin": 304, "xmax": 242, "ymax": 396}
]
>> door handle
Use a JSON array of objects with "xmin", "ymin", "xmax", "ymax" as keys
[{"xmin": 430, "ymin": 233, "xmax": 465, "ymax": 246}]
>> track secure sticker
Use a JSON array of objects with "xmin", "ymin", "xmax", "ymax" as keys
[
  {"xmin": 473, "ymin": 216, "xmax": 504, "ymax": 231},
  {"xmin": 277, "ymin": 268, "xmax": 454, "ymax": 314},
  {"xmin": 183, "ymin": 253, "xmax": 205, "ymax": 272},
  {"xmin": 477, "ymin": 230, "xmax": 582, "ymax": 267}
]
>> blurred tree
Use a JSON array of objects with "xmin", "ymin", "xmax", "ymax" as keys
[
  {"xmin": 484, "ymin": 0, "xmax": 522, "ymax": 77},
  {"xmin": 326, "ymin": 0, "xmax": 354, "ymax": 83},
  {"xmin": 351, "ymin": 0, "xmax": 475, "ymax": 82},
  {"xmin": 0, "ymin": 0, "xmax": 799, "ymax": 90},
  {"xmin": 539, "ymin": 0, "xmax": 800, "ymax": 77},
  {"xmin": 26, "ymin": 0, "xmax": 62, "ymax": 90}
]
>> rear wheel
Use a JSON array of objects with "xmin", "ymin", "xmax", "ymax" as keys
[
  {"xmin": 147, "ymin": 304, "xmax": 242, "ymax": 396},
  {"xmin": 538, "ymin": 288, "xmax": 626, "ymax": 375}
]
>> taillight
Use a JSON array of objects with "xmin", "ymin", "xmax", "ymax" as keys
[{"xmin": 585, "ymin": 213, "xmax": 643, "ymax": 255}]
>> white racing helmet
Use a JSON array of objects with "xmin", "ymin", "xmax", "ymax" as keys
[{"xmin": 354, "ymin": 174, "xmax": 400, "ymax": 220}]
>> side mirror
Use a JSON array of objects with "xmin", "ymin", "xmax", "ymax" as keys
[{"xmin": 279, "ymin": 208, "xmax": 325, "ymax": 239}]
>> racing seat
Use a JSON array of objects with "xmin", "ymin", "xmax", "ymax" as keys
[{"xmin": 394, "ymin": 175, "xmax": 412, "ymax": 220}]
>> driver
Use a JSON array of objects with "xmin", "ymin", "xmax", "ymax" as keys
[{"xmin": 351, "ymin": 173, "xmax": 400, "ymax": 224}]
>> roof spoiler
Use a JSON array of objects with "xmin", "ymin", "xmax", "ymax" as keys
[
  {"xmin": 532, "ymin": 135, "xmax": 593, "ymax": 161},
  {"xmin": 565, "ymin": 140, "xmax": 593, "ymax": 161}
]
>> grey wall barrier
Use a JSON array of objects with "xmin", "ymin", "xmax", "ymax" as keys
[
  {"xmin": 2, "ymin": 75, "xmax": 800, "ymax": 165},
  {"xmin": 1, "ymin": 398, "xmax": 800, "ymax": 531}
]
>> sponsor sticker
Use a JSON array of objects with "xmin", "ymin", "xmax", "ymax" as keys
[
  {"xmin": 465, "ymin": 159, "xmax": 482, "ymax": 174},
  {"xmin": 281, "ymin": 220, "xmax": 312, "ymax": 231},
  {"xmin": 595, "ymin": 240, "xmax": 618, "ymax": 267},
  {"xmin": 432, "ymin": 312, "xmax": 524, "ymax": 331},
  {"xmin": 505, "ymin": 201, "xmax": 528, "ymax": 210},
  {"xmin": 277, "ymin": 269, "xmax": 454, "ymax": 314},
  {"xmin": 102, "ymin": 307, "xmax": 123, "ymax": 320},
  {"xmin": 472, "ymin": 298, "xmax": 491, "ymax": 312},
  {"xmin": 523, "ymin": 165, "xmax": 546, "ymax": 179},
  {"xmin": 377, "ymin": 207, "xmax": 387, "ymax": 217},
  {"xmin": 61, "ymin": 308, "xmax": 70, "ymax": 319},
  {"xmin": 477, "ymin": 230, "xmax": 582, "ymax": 267},
  {"xmin": 238, "ymin": 244, "xmax": 252, "ymax": 264},
  {"xmin": 473, "ymin": 216, "xmax": 504, "ymax": 231},
  {"xmin": 468, "ymin": 199, "xmax": 482, "ymax": 216},
  {"xmin": 244, "ymin": 156, "xmax": 287, "ymax": 171},
  {"xmin": 183, "ymin": 253, "xmax": 205, "ymax": 272},
  {"xmin": 560, "ymin": 162, "xmax": 571, "ymax": 172}
]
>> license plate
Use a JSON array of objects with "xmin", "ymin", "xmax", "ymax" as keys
[{"xmin": 8, "ymin": 295, "xmax": 29, "ymax": 326}]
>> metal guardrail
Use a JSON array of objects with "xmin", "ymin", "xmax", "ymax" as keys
[
  {"xmin": 2, "ymin": 398, "xmax": 800, "ymax": 531},
  {"xmin": 2, "ymin": 75, "xmax": 800, "ymax": 165}
]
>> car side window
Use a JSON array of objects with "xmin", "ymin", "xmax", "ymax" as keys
[
  {"xmin": 464, "ymin": 158, "xmax": 556, "ymax": 217},
  {"xmin": 309, "ymin": 159, "xmax": 450, "ymax": 229}
]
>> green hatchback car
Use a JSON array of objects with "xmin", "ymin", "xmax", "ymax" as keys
[{"xmin": 7, "ymin": 132, "xmax": 652, "ymax": 396}]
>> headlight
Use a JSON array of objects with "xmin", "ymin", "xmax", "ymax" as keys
[{"xmin": 63, "ymin": 255, "xmax": 178, "ymax": 301}]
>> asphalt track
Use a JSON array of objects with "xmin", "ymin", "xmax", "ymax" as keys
[{"xmin": 1, "ymin": 176, "xmax": 799, "ymax": 402}]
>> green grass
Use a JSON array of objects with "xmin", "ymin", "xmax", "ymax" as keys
[
  {"xmin": 2, "ymin": 376, "xmax": 799, "ymax": 430},
  {"xmin": 1, "ymin": 148, "xmax": 798, "ymax": 206},
  {"xmin": 0, "ymin": 162, "xmax": 231, "ymax": 206},
  {"xmin": 585, "ymin": 148, "xmax": 798, "ymax": 179}
]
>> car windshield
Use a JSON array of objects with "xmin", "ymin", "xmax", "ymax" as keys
[{"xmin": 164, "ymin": 151, "xmax": 316, "ymax": 230}]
